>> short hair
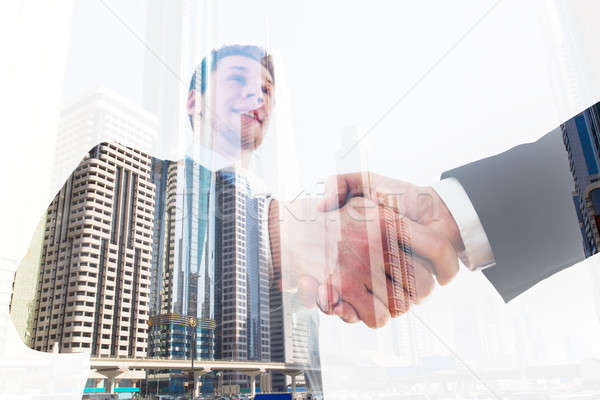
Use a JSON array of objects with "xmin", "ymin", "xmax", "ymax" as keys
[{"xmin": 189, "ymin": 44, "xmax": 274, "ymax": 95}]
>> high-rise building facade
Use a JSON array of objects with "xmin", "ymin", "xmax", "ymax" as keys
[
  {"xmin": 149, "ymin": 159, "xmax": 170, "ymax": 320},
  {"xmin": 269, "ymin": 291, "xmax": 315, "ymax": 392},
  {"xmin": 32, "ymin": 142, "xmax": 155, "ymax": 357},
  {"xmin": 148, "ymin": 158, "xmax": 216, "ymax": 360},
  {"xmin": 214, "ymin": 169, "xmax": 271, "ymax": 386},
  {"xmin": 561, "ymin": 104, "xmax": 600, "ymax": 256},
  {"xmin": 268, "ymin": 231, "xmax": 316, "ymax": 391},
  {"xmin": 562, "ymin": 102, "xmax": 600, "ymax": 332}
]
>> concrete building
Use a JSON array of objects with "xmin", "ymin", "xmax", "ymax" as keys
[
  {"xmin": 35, "ymin": 88, "xmax": 159, "ymax": 357},
  {"xmin": 31, "ymin": 142, "xmax": 155, "ymax": 357},
  {"xmin": 214, "ymin": 168, "xmax": 272, "ymax": 388}
]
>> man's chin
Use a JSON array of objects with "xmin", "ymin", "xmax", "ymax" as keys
[
  {"xmin": 204, "ymin": 125, "xmax": 261, "ymax": 157},
  {"xmin": 207, "ymin": 131, "xmax": 241, "ymax": 159}
]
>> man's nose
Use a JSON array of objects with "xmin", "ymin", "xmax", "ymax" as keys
[{"xmin": 242, "ymin": 85, "xmax": 264, "ymax": 107}]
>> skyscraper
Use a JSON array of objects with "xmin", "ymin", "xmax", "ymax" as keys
[
  {"xmin": 31, "ymin": 142, "xmax": 155, "ymax": 357},
  {"xmin": 561, "ymin": 104, "xmax": 600, "ymax": 256},
  {"xmin": 558, "ymin": 103, "xmax": 600, "ymax": 335},
  {"xmin": 214, "ymin": 168, "xmax": 271, "ymax": 387},
  {"xmin": 269, "ymin": 290, "xmax": 314, "ymax": 392},
  {"xmin": 148, "ymin": 158, "xmax": 215, "ymax": 361}
]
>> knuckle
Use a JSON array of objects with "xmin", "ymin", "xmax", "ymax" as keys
[
  {"xmin": 375, "ymin": 310, "xmax": 390, "ymax": 328},
  {"xmin": 430, "ymin": 234, "xmax": 450, "ymax": 258}
]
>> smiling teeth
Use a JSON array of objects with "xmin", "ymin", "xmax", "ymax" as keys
[{"xmin": 242, "ymin": 111, "xmax": 261, "ymax": 122}]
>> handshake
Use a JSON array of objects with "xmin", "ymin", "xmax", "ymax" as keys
[{"xmin": 269, "ymin": 172, "xmax": 465, "ymax": 328}]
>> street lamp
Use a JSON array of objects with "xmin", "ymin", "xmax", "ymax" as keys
[{"xmin": 189, "ymin": 317, "xmax": 197, "ymax": 400}]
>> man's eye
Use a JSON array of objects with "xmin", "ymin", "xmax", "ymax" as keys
[{"xmin": 228, "ymin": 74, "xmax": 246, "ymax": 85}]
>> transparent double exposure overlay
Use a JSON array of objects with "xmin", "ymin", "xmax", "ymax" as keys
[{"xmin": 6, "ymin": 1, "xmax": 600, "ymax": 399}]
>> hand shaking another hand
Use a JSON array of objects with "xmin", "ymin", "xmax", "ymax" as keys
[{"xmin": 272, "ymin": 172, "xmax": 464, "ymax": 329}]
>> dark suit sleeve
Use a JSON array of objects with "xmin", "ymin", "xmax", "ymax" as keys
[{"xmin": 441, "ymin": 128, "xmax": 586, "ymax": 302}]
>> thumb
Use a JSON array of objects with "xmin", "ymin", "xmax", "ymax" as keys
[
  {"xmin": 317, "ymin": 173, "xmax": 365, "ymax": 211},
  {"xmin": 297, "ymin": 275, "xmax": 320, "ymax": 309},
  {"xmin": 317, "ymin": 175, "xmax": 350, "ymax": 211}
]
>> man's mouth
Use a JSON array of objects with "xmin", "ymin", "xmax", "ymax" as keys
[{"xmin": 240, "ymin": 109, "xmax": 263, "ymax": 125}]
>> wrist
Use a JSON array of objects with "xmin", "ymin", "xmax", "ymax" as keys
[
  {"xmin": 431, "ymin": 178, "xmax": 495, "ymax": 271},
  {"xmin": 438, "ymin": 192, "xmax": 465, "ymax": 253},
  {"xmin": 423, "ymin": 184, "xmax": 465, "ymax": 252}
]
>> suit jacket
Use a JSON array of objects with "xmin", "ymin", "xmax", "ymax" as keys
[{"xmin": 442, "ymin": 127, "xmax": 587, "ymax": 302}]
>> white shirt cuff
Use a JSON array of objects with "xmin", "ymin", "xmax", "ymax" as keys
[{"xmin": 432, "ymin": 178, "xmax": 496, "ymax": 271}]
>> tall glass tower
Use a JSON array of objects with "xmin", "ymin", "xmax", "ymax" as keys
[
  {"xmin": 562, "ymin": 102, "xmax": 600, "ymax": 336},
  {"xmin": 562, "ymin": 103, "xmax": 600, "ymax": 256},
  {"xmin": 148, "ymin": 158, "xmax": 215, "ymax": 361}
]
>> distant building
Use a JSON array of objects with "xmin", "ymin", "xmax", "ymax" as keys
[
  {"xmin": 561, "ymin": 103, "xmax": 600, "ymax": 256},
  {"xmin": 269, "ymin": 291, "xmax": 315, "ymax": 392},
  {"xmin": 31, "ymin": 142, "xmax": 155, "ymax": 356},
  {"xmin": 142, "ymin": 0, "xmax": 203, "ymax": 159},
  {"xmin": 54, "ymin": 89, "xmax": 157, "ymax": 190}
]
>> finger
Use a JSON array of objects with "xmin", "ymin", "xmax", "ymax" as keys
[
  {"xmin": 333, "ymin": 204, "xmax": 438, "ymax": 318},
  {"xmin": 316, "ymin": 281, "xmax": 340, "ymax": 314},
  {"xmin": 297, "ymin": 275, "xmax": 320, "ymax": 309},
  {"xmin": 318, "ymin": 173, "xmax": 374, "ymax": 211},
  {"xmin": 334, "ymin": 239, "xmax": 390, "ymax": 311},
  {"xmin": 318, "ymin": 174, "xmax": 352, "ymax": 211},
  {"xmin": 385, "ymin": 258, "xmax": 435, "ymax": 317},
  {"xmin": 395, "ymin": 215, "xmax": 459, "ymax": 286},
  {"xmin": 333, "ymin": 301, "xmax": 360, "ymax": 323},
  {"xmin": 380, "ymin": 206, "xmax": 419, "ymax": 314},
  {"xmin": 325, "ymin": 272, "xmax": 390, "ymax": 329},
  {"xmin": 411, "ymin": 258, "xmax": 435, "ymax": 302}
]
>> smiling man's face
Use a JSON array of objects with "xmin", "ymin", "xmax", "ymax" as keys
[{"xmin": 188, "ymin": 54, "xmax": 274, "ymax": 158}]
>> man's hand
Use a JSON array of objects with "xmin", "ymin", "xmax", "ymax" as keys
[
  {"xmin": 297, "ymin": 172, "xmax": 463, "ymax": 327},
  {"xmin": 319, "ymin": 172, "xmax": 464, "ymax": 253},
  {"xmin": 270, "ymin": 190, "xmax": 460, "ymax": 329}
]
